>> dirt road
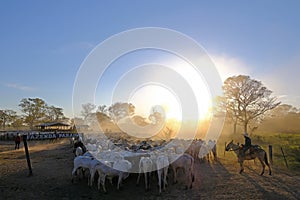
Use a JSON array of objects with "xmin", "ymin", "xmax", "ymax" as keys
[{"xmin": 0, "ymin": 140, "xmax": 299, "ymax": 199}]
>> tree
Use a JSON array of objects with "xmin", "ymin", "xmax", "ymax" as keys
[
  {"xmin": 268, "ymin": 104, "xmax": 298, "ymax": 117},
  {"xmin": 132, "ymin": 115, "xmax": 149, "ymax": 126},
  {"xmin": 96, "ymin": 104, "xmax": 111, "ymax": 122},
  {"xmin": 11, "ymin": 116, "xmax": 24, "ymax": 129},
  {"xmin": 81, "ymin": 103, "xmax": 96, "ymax": 120},
  {"xmin": 215, "ymin": 95, "xmax": 239, "ymax": 134},
  {"xmin": 148, "ymin": 105, "xmax": 165, "ymax": 125},
  {"xmin": 222, "ymin": 75, "xmax": 280, "ymax": 133},
  {"xmin": 19, "ymin": 98, "xmax": 47, "ymax": 130},
  {"xmin": 96, "ymin": 112, "xmax": 111, "ymax": 122},
  {"xmin": 260, "ymin": 104, "xmax": 300, "ymax": 133},
  {"xmin": 97, "ymin": 105, "xmax": 107, "ymax": 114},
  {"xmin": 0, "ymin": 109, "xmax": 17, "ymax": 129},
  {"xmin": 45, "ymin": 105, "xmax": 65, "ymax": 122},
  {"xmin": 163, "ymin": 126, "xmax": 173, "ymax": 140},
  {"xmin": 108, "ymin": 102, "xmax": 135, "ymax": 122}
]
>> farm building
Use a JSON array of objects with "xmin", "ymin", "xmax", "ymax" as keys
[{"xmin": 35, "ymin": 122, "xmax": 71, "ymax": 131}]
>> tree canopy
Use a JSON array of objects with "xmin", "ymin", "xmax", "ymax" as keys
[
  {"xmin": 108, "ymin": 102, "xmax": 135, "ymax": 122},
  {"xmin": 81, "ymin": 103, "xmax": 96, "ymax": 120},
  {"xmin": 19, "ymin": 97, "xmax": 66, "ymax": 130},
  {"xmin": 0, "ymin": 109, "xmax": 17, "ymax": 129},
  {"xmin": 222, "ymin": 75, "xmax": 280, "ymax": 133}
]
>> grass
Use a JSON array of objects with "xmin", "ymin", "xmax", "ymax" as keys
[{"xmin": 251, "ymin": 133, "xmax": 300, "ymax": 171}]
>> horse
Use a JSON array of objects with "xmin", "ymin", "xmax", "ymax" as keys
[{"xmin": 225, "ymin": 140, "xmax": 271, "ymax": 176}]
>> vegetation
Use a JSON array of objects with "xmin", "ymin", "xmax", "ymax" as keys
[
  {"xmin": 251, "ymin": 132, "xmax": 300, "ymax": 171},
  {"xmin": 0, "ymin": 109, "xmax": 17, "ymax": 129},
  {"xmin": 78, "ymin": 102, "xmax": 177, "ymax": 141},
  {"xmin": 0, "ymin": 97, "xmax": 67, "ymax": 131},
  {"xmin": 220, "ymin": 75, "xmax": 280, "ymax": 133},
  {"xmin": 1, "ymin": 75, "xmax": 299, "ymax": 171}
]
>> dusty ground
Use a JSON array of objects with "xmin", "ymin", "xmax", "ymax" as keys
[{"xmin": 0, "ymin": 140, "xmax": 299, "ymax": 200}]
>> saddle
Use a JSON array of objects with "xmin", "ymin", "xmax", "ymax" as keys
[{"xmin": 240, "ymin": 144, "xmax": 261, "ymax": 155}]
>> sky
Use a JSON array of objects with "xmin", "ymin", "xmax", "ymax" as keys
[{"xmin": 1, "ymin": 1, "xmax": 300, "ymax": 119}]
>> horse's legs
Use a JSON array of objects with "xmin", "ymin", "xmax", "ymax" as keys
[
  {"xmin": 239, "ymin": 162, "xmax": 244, "ymax": 174},
  {"xmin": 264, "ymin": 152, "xmax": 272, "ymax": 175},
  {"xmin": 258, "ymin": 157, "xmax": 265, "ymax": 176},
  {"xmin": 266, "ymin": 162, "xmax": 272, "ymax": 175}
]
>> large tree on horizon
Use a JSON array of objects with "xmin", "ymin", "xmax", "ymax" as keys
[
  {"xmin": 45, "ymin": 105, "xmax": 65, "ymax": 122},
  {"xmin": 222, "ymin": 75, "xmax": 280, "ymax": 133},
  {"xmin": 0, "ymin": 109, "xmax": 17, "ymax": 130},
  {"xmin": 19, "ymin": 98, "xmax": 67, "ymax": 129},
  {"xmin": 81, "ymin": 103, "xmax": 96, "ymax": 120},
  {"xmin": 19, "ymin": 98, "xmax": 47, "ymax": 130},
  {"xmin": 108, "ymin": 102, "xmax": 135, "ymax": 123}
]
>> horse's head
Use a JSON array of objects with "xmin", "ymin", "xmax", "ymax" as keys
[{"xmin": 225, "ymin": 140, "xmax": 234, "ymax": 151}]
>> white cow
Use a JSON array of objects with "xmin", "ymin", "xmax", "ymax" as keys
[
  {"xmin": 170, "ymin": 153, "xmax": 195, "ymax": 189},
  {"xmin": 156, "ymin": 155, "xmax": 169, "ymax": 194},
  {"xmin": 136, "ymin": 157, "xmax": 153, "ymax": 191},
  {"xmin": 89, "ymin": 160, "xmax": 112, "ymax": 187},
  {"xmin": 96, "ymin": 159, "xmax": 132, "ymax": 193},
  {"xmin": 71, "ymin": 156, "xmax": 94, "ymax": 183}
]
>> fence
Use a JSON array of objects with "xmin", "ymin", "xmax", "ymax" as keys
[{"xmin": 269, "ymin": 145, "xmax": 290, "ymax": 169}]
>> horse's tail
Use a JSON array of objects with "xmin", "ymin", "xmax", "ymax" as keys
[
  {"xmin": 264, "ymin": 151, "xmax": 269, "ymax": 165},
  {"xmin": 264, "ymin": 149, "xmax": 272, "ymax": 175}
]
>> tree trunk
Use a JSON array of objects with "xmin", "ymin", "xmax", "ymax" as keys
[
  {"xmin": 29, "ymin": 121, "xmax": 34, "ymax": 130},
  {"xmin": 231, "ymin": 116, "xmax": 238, "ymax": 135},
  {"xmin": 233, "ymin": 120, "xmax": 237, "ymax": 135},
  {"xmin": 243, "ymin": 121, "xmax": 248, "ymax": 133}
]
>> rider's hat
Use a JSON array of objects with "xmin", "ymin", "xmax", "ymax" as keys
[{"xmin": 243, "ymin": 132, "xmax": 249, "ymax": 137}]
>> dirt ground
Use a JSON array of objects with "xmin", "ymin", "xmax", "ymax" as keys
[{"xmin": 0, "ymin": 140, "xmax": 299, "ymax": 200}]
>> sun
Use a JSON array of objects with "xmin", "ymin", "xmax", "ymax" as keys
[
  {"xmin": 129, "ymin": 84, "xmax": 182, "ymax": 120},
  {"xmin": 164, "ymin": 58, "xmax": 212, "ymax": 120},
  {"xmin": 129, "ymin": 68, "xmax": 212, "ymax": 122},
  {"xmin": 109, "ymin": 57, "xmax": 212, "ymax": 122}
]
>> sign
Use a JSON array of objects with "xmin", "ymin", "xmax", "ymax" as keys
[{"xmin": 27, "ymin": 132, "xmax": 80, "ymax": 141}]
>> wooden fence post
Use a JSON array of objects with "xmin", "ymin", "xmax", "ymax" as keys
[
  {"xmin": 280, "ymin": 147, "xmax": 288, "ymax": 169},
  {"xmin": 23, "ymin": 135, "xmax": 33, "ymax": 176},
  {"xmin": 269, "ymin": 145, "xmax": 273, "ymax": 164},
  {"xmin": 224, "ymin": 142, "xmax": 226, "ymax": 157}
]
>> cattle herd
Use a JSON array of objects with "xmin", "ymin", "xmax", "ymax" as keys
[{"xmin": 70, "ymin": 135, "xmax": 217, "ymax": 195}]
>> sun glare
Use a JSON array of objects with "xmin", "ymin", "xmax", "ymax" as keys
[
  {"xmin": 165, "ymin": 59, "xmax": 212, "ymax": 120},
  {"xmin": 128, "ymin": 59, "xmax": 212, "ymax": 122},
  {"xmin": 129, "ymin": 84, "xmax": 182, "ymax": 120}
]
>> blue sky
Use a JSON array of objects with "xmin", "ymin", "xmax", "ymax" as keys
[{"xmin": 1, "ymin": 1, "xmax": 300, "ymax": 118}]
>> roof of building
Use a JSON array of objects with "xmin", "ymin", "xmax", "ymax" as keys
[{"xmin": 36, "ymin": 122, "xmax": 70, "ymax": 127}]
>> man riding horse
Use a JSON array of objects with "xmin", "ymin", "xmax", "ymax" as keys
[
  {"xmin": 242, "ymin": 132, "xmax": 252, "ymax": 156},
  {"xmin": 225, "ymin": 132, "xmax": 272, "ymax": 175}
]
